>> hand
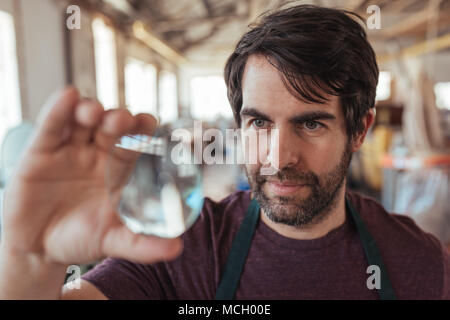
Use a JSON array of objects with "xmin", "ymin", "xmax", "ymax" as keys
[{"xmin": 1, "ymin": 87, "xmax": 182, "ymax": 266}]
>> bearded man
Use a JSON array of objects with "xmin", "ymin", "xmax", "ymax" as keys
[{"xmin": 0, "ymin": 5, "xmax": 448, "ymax": 300}]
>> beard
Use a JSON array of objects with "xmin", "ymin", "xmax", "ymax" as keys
[{"xmin": 245, "ymin": 142, "xmax": 352, "ymax": 228}]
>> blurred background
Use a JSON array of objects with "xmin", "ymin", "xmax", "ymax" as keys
[{"xmin": 0, "ymin": 0, "xmax": 449, "ymax": 246}]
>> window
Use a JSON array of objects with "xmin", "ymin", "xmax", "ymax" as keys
[
  {"xmin": 190, "ymin": 75, "xmax": 233, "ymax": 121},
  {"xmin": 92, "ymin": 17, "xmax": 118, "ymax": 110},
  {"xmin": 124, "ymin": 58, "xmax": 157, "ymax": 115},
  {"xmin": 375, "ymin": 71, "xmax": 392, "ymax": 101},
  {"xmin": 0, "ymin": 10, "xmax": 21, "ymax": 146},
  {"xmin": 434, "ymin": 82, "xmax": 450, "ymax": 110},
  {"xmin": 159, "ymin": 70, "xmax": 178, "ymax": 124}
]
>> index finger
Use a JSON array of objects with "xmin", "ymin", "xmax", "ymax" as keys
[{"xmin": 30, "ymin": 87, "xmax": 80, "ymax": 151}]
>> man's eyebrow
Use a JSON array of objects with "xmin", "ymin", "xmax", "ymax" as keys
[
  {"xmin": 240, "ymin": 108, "xmax": 336, "ymax": 123},
  {"xmin": 290, "ymin": 111, "xmax": 336, "ymax": 123},
  {"xmin": 240, "ymin": 107, "xmax": 272, "ymax": 121}
]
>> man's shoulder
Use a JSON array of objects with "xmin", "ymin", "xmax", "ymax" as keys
[
  {"xmin": 347, "ymin": 191, "xmax": 449, "ymax": 299},
  {"xmin": 347, "ymin": 191, "xmax": 442, "ymax": 251}
]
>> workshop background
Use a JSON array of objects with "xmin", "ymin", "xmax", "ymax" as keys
[{"xmin": 0, "ymin": 0, "xmax": 449, "ymax": 249}]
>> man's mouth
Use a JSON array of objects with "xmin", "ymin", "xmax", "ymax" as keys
[{"xmin": 265, "ymin": 180, "xmax": 307, "ymax": 197}]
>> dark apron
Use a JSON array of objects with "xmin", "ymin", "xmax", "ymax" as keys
[{"xmin": 215, "ymin": 195, "xmax": 396, "ymax": 300}]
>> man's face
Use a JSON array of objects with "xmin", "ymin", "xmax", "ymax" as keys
[{"xmin": 240, "ymin": 55, "xmax": 352, "ymax": 227}]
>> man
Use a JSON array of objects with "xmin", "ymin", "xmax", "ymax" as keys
[{"xmin": 0, "ymin": 5, "xmax": 448, "ymax": 300}]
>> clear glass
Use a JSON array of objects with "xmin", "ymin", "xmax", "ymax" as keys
[{"xmin": 106, "ymin": 129, "xmax": 203, "ymax": 238}]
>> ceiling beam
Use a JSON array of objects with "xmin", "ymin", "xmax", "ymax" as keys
[
  {"xmin": 179, "ymin": 14, "xmax": 244, "ymax": 52},
  {"xmin": 377, "ymin": 32, "xmax": 450, "ymax": 64},
  {"xmin": 132, "ymin": 21, "xmax": 187, "ymax": 65},
  {"xmin": 180, "ymin": 26, "xmax": 219, "ymax": 52},
  {"xmin": 154, "ymin": 14, "xmax": 247, "ymax": 32},
  {"xmin": 345, "ymin": 0, "xmax": 367, "ymax": 11},
  {"xmin": 128, "ymin": 0, "xmax": 164, "ymax": 23},
  {"xmin": 248, "ymin": 0, "xmax": 268, "ymax": 22},
  {"xmin": 379, "ymin": 0, "xmax": 442, "ymax": 39},
  {"xmin": 102, "ymin": 0, "xmax": 134, "ymax": 14},
  {"xmin": 370, "ymin": 12, "xmax": 450, "ymax": 40},
  {"xmin": 201, "ymin": 0, "xmax": 214, "ymax": 17},
  {"xmin": 379, "ymin": 0, "xmax": 421, "ymax": 13}
]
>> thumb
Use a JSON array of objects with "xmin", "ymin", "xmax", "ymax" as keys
[{"xmin": 101, "ymin": 224, "xmax": 183, "ymax": 264}]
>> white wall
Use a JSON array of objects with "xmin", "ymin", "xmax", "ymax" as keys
[
  {"xmin": 17, "ymin": 0, "xmax": 67, "ymax": 121},
  {"xmin": 0, "ymin": 0, "xmax": 14, "ymax": 15},
  {"xmin": 0, "ymin": 0, "xmax": 67, "ymax": 121},
  {"xmin": 68, "ymin": 9, "xmax": 97, "ymax": 99},
  {"xmin": 3, "ymin": 0, "xmax": 182, "ymax": 123},
  {"xmin": 178, "ymin": 62, "xmax": 227, "ymax": 118}
]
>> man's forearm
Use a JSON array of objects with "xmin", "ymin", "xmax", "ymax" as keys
[{"xmin": 0, "ymin": 246, "xmax": 68, "ymax": 299}]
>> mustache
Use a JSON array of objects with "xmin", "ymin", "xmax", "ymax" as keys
[{"xmin": 255, "ymin": 168, "xmax": 318, "ymax": 185}]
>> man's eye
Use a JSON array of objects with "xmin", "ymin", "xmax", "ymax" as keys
[
  {"xmin": 303, "ymin": 121, "xmax": 321, "ymax": 130},
  {"xmin": 252, "ymin": 119, "xmax": 267, "ymax": 128}
]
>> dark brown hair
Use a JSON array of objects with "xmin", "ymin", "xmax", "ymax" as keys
[{"xmin": 224, "ymin": 4, "xmax": 379, "ymax": 138}]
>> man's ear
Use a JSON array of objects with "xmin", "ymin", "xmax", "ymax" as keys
[{"xmin": 351, "ymin": 108, "xmax": 376, "ymax": 152}]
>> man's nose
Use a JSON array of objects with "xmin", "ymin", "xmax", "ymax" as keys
[{"xmin": 268, "ymin": 127, "xmax": 301, "ymax": 170}]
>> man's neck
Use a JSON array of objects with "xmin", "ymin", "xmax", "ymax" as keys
[{"xmin": 259, "ymin": 187, "xmax": 347, "ymax": 240}]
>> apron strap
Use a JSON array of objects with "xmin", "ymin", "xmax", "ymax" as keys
[
  {"xmin": 215, "ymin": 195, "xmax": 397, "ymax": 300},
  {"xmin": 345, "ymin": 196, "xmax": 397, "ymax": 300},
  {"xmin": 215, "ymin": 198, "xmax": 260, "ymax": 300}
]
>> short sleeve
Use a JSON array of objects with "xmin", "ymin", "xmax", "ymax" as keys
[{"xmin": 81, "ymin": 257, "xmax": 164, "ymax": 300}]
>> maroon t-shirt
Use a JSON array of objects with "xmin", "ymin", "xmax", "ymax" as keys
[{"xmin": 82, "ymin": 190, "xmax": 450, "ymax": 299}]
